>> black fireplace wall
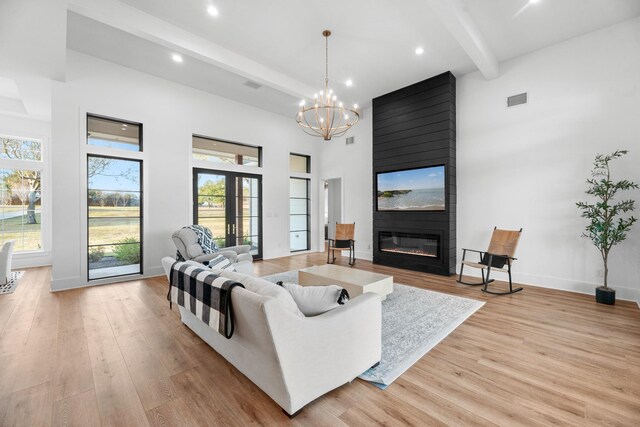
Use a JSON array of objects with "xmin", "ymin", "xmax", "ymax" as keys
[{"xmin": 372, "ymin": 71, "xmax": 456, "ymax": 276}]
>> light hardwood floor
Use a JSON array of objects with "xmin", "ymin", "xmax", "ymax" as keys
[{"xmin": 1, "ymin": 254, "xmax": 639, "ymax": 426}]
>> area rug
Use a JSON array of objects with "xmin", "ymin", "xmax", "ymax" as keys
[
  {"xmin": 262, "ymin": 270, "xmax": 484, "ymax": 389},
  {"xmin": 0, "ymin": 271, "xmax": 25, "ymax": 294}
]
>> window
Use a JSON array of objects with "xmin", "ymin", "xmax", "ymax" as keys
[
  {"xmin": 87, "ymin": 115, "xmax": 142, "ymax": 152},
  {"xmin": 88, "ymin": 155, "xmax": 142, "ymax": 280},
  {"xmin": 192, "ymin": 136, "xmax": 260, "ymax": 166},
  {"xmin": 289, "ymin": 153, "xmax": 310, "ymax": 174},
  {"xmin": 86, "ymin": 114, "xmax": 143, "ymax": 280},
  {"xmin": 290, "ymin": 178, "xmax": 310, "ymax": 252},
  {"xmin": 0, "ymin": 137, "xmax": 44, "ymax": 252}
]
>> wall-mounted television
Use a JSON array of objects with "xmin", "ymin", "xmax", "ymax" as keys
[{"xmin": 376, "ymin": 165, "xmax": 445, "ymax": 211}]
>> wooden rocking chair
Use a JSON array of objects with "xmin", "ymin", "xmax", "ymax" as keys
[
  {"xmin": 327, "ymin": 223, "xmax": 355, "ymax": 267},
  {"xmin": 457, "ymin": 227, "xmax": 523, "ymax": 295}
]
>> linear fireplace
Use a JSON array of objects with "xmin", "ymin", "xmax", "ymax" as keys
[{"xmin": 379, "ymin": 231, "xmax": 440, "ymax": 259}]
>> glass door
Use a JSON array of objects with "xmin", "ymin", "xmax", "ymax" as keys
[
  {"xmin": 193, "ymin": 169, "xmax": 262, "ymax": 259},
  {"xmin": 194, "ymin": 171, "xmax": 227, "ymax": 249}
]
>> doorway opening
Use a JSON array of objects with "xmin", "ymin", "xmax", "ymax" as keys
[{"xmin": 322, "ymin": 177, "xmax": 342, "ymax": 244}]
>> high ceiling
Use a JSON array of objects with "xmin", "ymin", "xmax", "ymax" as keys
[{"xmin": 8, "ymin": 0, "xmax": 640, "ymax": 121}]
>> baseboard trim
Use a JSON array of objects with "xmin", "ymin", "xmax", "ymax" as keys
[
  {"xmin": 51, "ymin": 266, "xmax": 165, "ymax": 292},
  {"xmin": 50, "ymin": 276, "xmax": 83, "ymax": 291},
  {"xmin": 457, "ymin": 264, "xmax": 640, "ymax": 302}
]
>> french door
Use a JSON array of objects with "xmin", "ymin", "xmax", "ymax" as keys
[{"xmin": 193, "ymin": 168, "xmax": 262, "ymax": 259}]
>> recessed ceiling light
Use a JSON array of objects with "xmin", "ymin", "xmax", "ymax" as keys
[
  {"xmin": 207, "ymin": 5, "xmax": 219, "ymax": 16},
  {"xmin": 171, "ymin": 53, "xmax": 183, "ymax": 63},
  {"xmin": 345, "ymin": 79, "xmax": 353, "ymax": 87},
  {"xmin": 415, "ymin": 47, "xmax": 424, "ymax": 55}
]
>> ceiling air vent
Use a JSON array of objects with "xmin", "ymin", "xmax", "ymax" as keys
[
  {"xmin": 507, "ymin": 92, "xmax": 528, "ymax": 108},
  {"xmin": 243, "ymin": 80, "xmax": 262, "ymax": 90}
]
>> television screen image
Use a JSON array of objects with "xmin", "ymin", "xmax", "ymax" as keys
[{"xmin": 377, "ymin": 166, "xmax": 445, "ymax": 211}]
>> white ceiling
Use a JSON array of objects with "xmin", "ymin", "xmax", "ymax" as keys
[
  {"xmin": 462, "ymin": 0, "xmax": 640, "ymax": 62},
  {"xmin": 113, "ymin": 0, "xmax": 476, "ymax": 102},
  {"xmin": 67, "ymin": 12, "xmax": 303, "ymax": 117},
  {"xmin": 59, "ymin": 0, "xmax": 640, "ymax": 118}
]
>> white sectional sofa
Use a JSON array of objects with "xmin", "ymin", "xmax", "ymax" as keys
[{"xmin": 161, "ymin": 257, "xmax": 381, "ymax": 416}]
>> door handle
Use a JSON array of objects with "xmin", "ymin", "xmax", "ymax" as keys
[{"xmin": 232, "ymin": 224, "xmax": 236, "ymax": 234}]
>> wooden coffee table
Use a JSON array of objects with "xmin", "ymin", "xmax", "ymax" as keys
[{"xmin": 299, "ymin": 264, "xmax": 394, "ymax": 300}]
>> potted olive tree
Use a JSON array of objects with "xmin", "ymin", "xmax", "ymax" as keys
[{"xmin": 576, "ymin": 150, "xmax": 638, "ymax": 305}]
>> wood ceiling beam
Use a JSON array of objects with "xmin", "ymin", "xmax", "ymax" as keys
[
  {"xmin": 426, "ymin": 0, "xmax": 500, "ymax": 79},
  {"xmin": 68, "ymin": 0, "xmax": 317, "ymax": 100}
]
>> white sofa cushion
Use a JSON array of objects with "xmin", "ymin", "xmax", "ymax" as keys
[
  {"xmin": 218, "ymin": 270, "xmax": 304, "ymax": 317},
  {"xmin": 280, "ymin": 282, "xmax": 348, "ymax": 317}
]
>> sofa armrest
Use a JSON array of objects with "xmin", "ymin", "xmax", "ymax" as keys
[
  {"xmin": 264, "ymin": 292, "xmax": 381, "ymax": 412},
  {"xmin": 194, "ymin": 251, "xmax": 238, "ymax": 264},
  {"xmin": 223, "ymin": 245, "xmax": 252, "ymax": 255}
]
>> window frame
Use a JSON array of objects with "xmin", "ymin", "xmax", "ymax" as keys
[{"xmin": 84, "ymin": 112, "xmax": 145, "ymax": 283}]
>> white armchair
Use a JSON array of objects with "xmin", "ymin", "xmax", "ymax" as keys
[
  {"xmin": 0, "ymin": 240, "xmax": 15, "ymax": 284},
  {"xmin": 172, "ymin": 227, "xmax": 254, "ymax": 275}
]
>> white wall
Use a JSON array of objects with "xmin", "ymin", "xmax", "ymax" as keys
[
  {"xmin": 318, "ymin": 110, "xmax": 373, "ymax": 260},
  {"xmin": 0, "ymin": 113, "xmax": 51, "ymax": 268},
  {"xmin": 51, "ymin": 50, "xmax": 319, "ymax": 291},
  {"xmin": 457, "ymin": 17, "xmax": 640, "ymax": 301}
]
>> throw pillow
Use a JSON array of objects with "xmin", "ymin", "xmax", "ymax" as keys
[
  {"xmin": 187, "ymin": 225, "xmax": 219, "ymax": 254},
  {"xmin": 276, "ymin": 281, "xmax": 350, "ymax": 317},
  {"xmin": 203, "ymin": 254, "xmax": 236, "ymax": 272},
  {"xmin": 219, "ymin": 271, "xmax": 304, "ymax": 317}
]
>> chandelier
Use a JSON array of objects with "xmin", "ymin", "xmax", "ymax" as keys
[{"xmin": 296, "ymin": 30, "xmax": 359, "ymax": 141}]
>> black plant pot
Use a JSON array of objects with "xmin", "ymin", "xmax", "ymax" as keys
[{"xmin": 595, "ymin": 286, "xmax": 616, "ymax": 305}]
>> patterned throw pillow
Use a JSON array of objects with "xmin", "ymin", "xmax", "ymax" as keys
[
  {"xmin": 204, "ymin": 254, "xmax": 236, "ymax": 272},
  {"xmin": 187, "ymin": 225, "xmax": 219, "ymax": 254}
]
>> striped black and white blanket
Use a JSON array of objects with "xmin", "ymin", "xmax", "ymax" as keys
[{"xmin": 167, "ymin": 262, "xmax": 245, "ymax": 339}]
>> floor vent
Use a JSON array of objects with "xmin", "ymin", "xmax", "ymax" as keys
[
  {"xmin": 507, "ymin": 92, "xmax": 527, "ymax": 107},
  {"xmin": 243, "ymin": 80, "xmax": 262, "ymax": 89}
]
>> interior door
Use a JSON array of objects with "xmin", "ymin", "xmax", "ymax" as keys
[{"xmin": 193, "ymin": 169, "xmax": 262, "ymax": 259}]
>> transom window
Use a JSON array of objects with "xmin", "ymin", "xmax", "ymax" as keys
[
  {"xmin": 87, "ymin": 115, "xmax": 142, "ymax": 152},
  {"xmin": 289, "ymin": 153, "xmax": 310, "ymax": 174},
  {"xmin": 192, "ymin": 135, "xmax": 260, "ymax": 166}
]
